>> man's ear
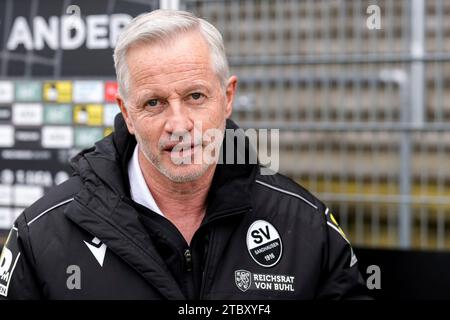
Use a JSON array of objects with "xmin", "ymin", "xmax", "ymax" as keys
[
  {"xmin": 116, "ymin": 93, "xmax": 135, "ymax": 135},
  {"xmin": 224, "ymin": 75, "xmax": 238, "ymax": 119}
]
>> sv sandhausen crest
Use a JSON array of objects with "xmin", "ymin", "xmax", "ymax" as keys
[
  {"xmin": 235, "ymin": 270, "xmax": 252, "ymax": 292},
  {"xmin": 246, "ymin": 220, "xmax": 282, "ymax": 267}
]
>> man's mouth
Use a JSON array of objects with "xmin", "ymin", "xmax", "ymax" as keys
[
  {"xmin": 163, "ymin": 143, "xmax": 202, "ymax": 165},
  {"xmin": 163, "ymin": 142, "xmax": 199, "ymax": 152}
]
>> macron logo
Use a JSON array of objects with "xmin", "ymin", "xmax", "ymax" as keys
[{"xmin": 83, "ymin": 237, "xmax": 107, "ymax": 267}]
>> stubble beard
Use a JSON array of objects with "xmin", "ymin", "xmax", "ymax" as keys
[{"xmin": 134, "ymin": 124, "xmax": 224, "ymax": 183}]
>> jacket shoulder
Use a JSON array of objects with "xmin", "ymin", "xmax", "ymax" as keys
[
  {"xmin": 18, "ymin": 175, "xmax": 83, "ymax": 228},
  {"xmin": 254, "ymin": 170, "xmax": 325, "ymax": 213}
]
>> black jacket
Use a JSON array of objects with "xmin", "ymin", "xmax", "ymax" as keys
[{"xmin": 0, "ymin": 115, "xmax": 368, "ymax": 300}]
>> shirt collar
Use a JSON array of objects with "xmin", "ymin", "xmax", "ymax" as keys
[{"xmin": 128, "ymin": 144, "xmax": 164, "ymax": 217}]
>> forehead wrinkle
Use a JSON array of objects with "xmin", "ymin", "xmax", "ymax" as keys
[
  {"xmin": 131, "ymin": 64, "xmax": 213, "ymax": 97},
  {"xmin": 128, "ymin": 47, "xmax": 211, "ymax": 78},
  {"xmin": 138, "ymin": 61, "xmax": 210, "ymax": 80},
  {"xmin": 130, "ymin": 59, "xmax": 210, "ymax": 83}
]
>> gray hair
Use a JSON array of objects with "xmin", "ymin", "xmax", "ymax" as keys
[{"xmin": 113, "ymin": 9, "xmax": 229, "ymax": 101}]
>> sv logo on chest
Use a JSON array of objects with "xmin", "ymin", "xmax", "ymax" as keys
[
  {"xmin": 246, "ymin": 220, "xmax": 283, "ymax": 268},
  {"xmin": 250, "ymin": 225, "xmax": 271, "ymax": 245}
]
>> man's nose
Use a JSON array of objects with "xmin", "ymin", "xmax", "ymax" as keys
[{"xmin": 164, "ymin": 100, "xmax": 194, "ymax": 135}]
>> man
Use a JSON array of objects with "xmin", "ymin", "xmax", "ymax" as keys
[{"xmin": 0, "ymin": 10, "xmax": 368, "ymax": 299}]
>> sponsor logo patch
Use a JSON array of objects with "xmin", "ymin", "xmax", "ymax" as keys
[
  {"xmin": 43, "ymin": 81, "xmax": 72, "ymax": 103},
  {"xmin": 234, "ymin": 269, "xmax": 295, "ymax": 293},
  {"xmin": 15, "ymin": 81, "xmax": 42, "ymax": 101},
  {"xmin": 73, "ymin": 81, "xmax": 104, "ymax": 103},
  {"xmin": 104, "ymin": 81, "xmax": 118, "ymax": 102},
  {"xmin": 235, "ymin": 269, "xmax": 252, "ymax": 292},
  {"xmin": 12, "ymin": 103, "xmax": 43, "ymax": 126},
  {"xmin": 44, "ymin": 104, "xmax": 72, "ymax": 125},
  {"xmin": 246, "ymin": 220, "xmax": 282, "ymax": 268},
  {"xmin": 73, "ymin": 104, "xmax": 103, "ymax": 126},
  {"xmin": 41, "ymin": 126, "xmax": 73, "ymax": 148},
  {"xmin": 83, "ymin": 237, "xmax": 107, "ymax": 267}
]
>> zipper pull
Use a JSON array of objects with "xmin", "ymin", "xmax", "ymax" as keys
[{"xmin": 184, "ymin": 249, "xmax": 193, "ymax": 272}]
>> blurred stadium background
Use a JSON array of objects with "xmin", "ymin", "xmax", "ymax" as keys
[
  {"xmin": 185, "ymin": 0, "xmax": 450, "ymax": 251},
  {"xmin": 0, "ymin": 0, "xmax": 449, "ymax": 252}
]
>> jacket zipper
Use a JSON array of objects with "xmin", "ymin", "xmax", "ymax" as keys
[
  {"xmin": 199, "ymin": 228, "xmax": 215, "ymax": 299},
  {"xmin": 198, "ymin": 207, "xmax": 252, "ymax": 299},
  {"xmin": 184, "ymin": 248, "xmax": 193, "ymax": 272}
]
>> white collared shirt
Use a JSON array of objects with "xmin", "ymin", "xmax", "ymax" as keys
[{"xmin": 128, "ymin": 145, "xmax": 164, "ymax": 217}]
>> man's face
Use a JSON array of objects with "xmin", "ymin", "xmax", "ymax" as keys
[{"xmin": 117, "ymin": 31, "xmax": 237, "ymax": 183}]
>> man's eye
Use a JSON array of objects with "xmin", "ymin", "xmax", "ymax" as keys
[
  {"xmin": 146, "ymin": 99, "xmax": 159, "ymax": 107},
  {"xmin": 191, "ymin": 92, "xmax": 204, "ymax": 100},
  {"xmin": 187, "ymin": 93, "xmax": 206, "ymax": 104}
]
